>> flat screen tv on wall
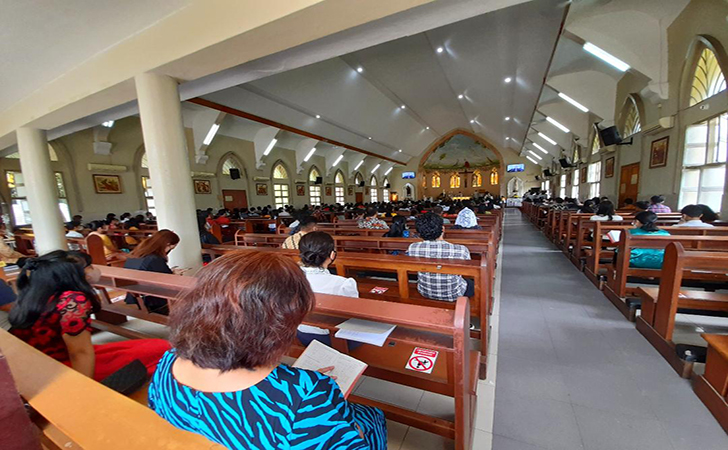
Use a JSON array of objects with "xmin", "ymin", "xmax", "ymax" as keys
[
  {"xmin": 401, "ymin": 171, "xmax": 416, "ymax": 179},
  {"xmin": 506, "ymin": 164, "xmax": 525, "ymax": 172}
]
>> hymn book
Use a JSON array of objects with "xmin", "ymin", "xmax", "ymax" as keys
[{"xmin": 292, "ymin": 340, "xmax": 367, "ymax": 398}]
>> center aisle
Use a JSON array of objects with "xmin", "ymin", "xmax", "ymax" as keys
[{"xmin": 491, "ymin": 209, "xmax": 728, "ymax": 450}]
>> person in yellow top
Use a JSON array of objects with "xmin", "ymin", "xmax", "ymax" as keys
[
  {"xmin": 281, "ymin": 217, "xmax": 317, "ymax": 250},
  {"xmin": 88, "ymin": 220, "xmax": 126, "ymax": 261},
  {"xmin": 123, "ymin": 217, "xmax": 142, "ymax": 246}
]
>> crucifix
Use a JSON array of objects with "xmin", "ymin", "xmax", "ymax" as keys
[{"xmin": 458, "ymin": 161, "xmax": 473, "ymax": 188}]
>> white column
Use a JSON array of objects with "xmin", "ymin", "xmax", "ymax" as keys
[
  {"xmin": 135, "ymin": 73, "xmax": 202, "ymax": 271},
  {"xmin": 16, "ymin": 128, "xmax": 66, "ymax": 254}
]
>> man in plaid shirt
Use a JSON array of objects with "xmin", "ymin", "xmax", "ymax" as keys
[
  {"xmin": 647, "ymin": 195, "xmax": 672, "ymax": 213},
  {"xmin": 406, "ymin": 212, "xmax": 474, "ymax": 301}
]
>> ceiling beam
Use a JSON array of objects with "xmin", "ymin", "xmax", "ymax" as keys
[{"xmin": 188, "ymin": 98, "xmax": 403, "ymax": 165}]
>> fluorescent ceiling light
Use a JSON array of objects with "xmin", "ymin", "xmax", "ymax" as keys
[
  {"xmin": 537, "ymin": 132, "xmax": 557, "ymax": 145},
  {"xmin": 263, "ymin": 138, "xmax": 277, "ymax": 156},
  {"xmin": 583, "ymin": 42, "xmax": 630, "ymax": 72},
  {"xmin": 533, "ymin": 142, "xmax": 548, "ymax": 154},
  {"xmin": 333, "ymin": 154, "xmax": 344, "ymax": 166},
  {"xmin": 528, "ymin": 150, "xmax": 543, "ymax": 160},
  {"xmin": 202, "ymin": 123, "xmax": 220, "ymax": 146},
  {"xmin": 384, "ymin": 167, "xmax": 393, "ymax": 175},
  {"xmin": 546, "ymin": 116, "xmax": 570, "ymax": 133},
  {"xmin": 356, "ymin": 67, "xmax": 363, "ymax": 73},
  {"xmin": 304, "ymin": 147, "xmax": 316, "ymax": 162},
  {"xmin": 558, "ymin": 92, "xmax": 589, "ymax": 112},
  {"xmin": 504, "ymin": 77, "xmax": 512, "ymax": 83},
  {"xmin": 102, "ymin": 120, "xmax": 114, "ymax": 128},
  {"xmin": 526, "ymin": 156, "xmax": 538, "ymax": 164},
  {"xmin": 436, "ymin": 47, "xmax": 444, "ymax": 53},
  {"xmin": 355, "ymin": 160, "xmax": 364, "ymax": 170},
  {"xmin": 370, "ymin": 163, "xmax": 380, "ymax": 173}
]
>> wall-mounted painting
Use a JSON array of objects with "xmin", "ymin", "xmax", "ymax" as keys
[
  {"xmin": 256, "ymin": 183, "xmax": 268, "ymax": 196},
  {"xmin": 605, "ymin": 157, "xmax": 615, "ymax": 178},
  {"xmin": 580, "ymin": 166, "xmax": 587, "ymax": 183},
  {"xmin": 93, "ymin": 175, "xmax": 122, "ymax": 194},
  {"xmin": 325, "ymin": 186, "xmax": 332, "ymax": 197},
  {"xmin": 650, "ymin": 136, "xmax": 669, "ymax": 168},
  {"xmin": 296, "ymin": 184, "xmax": 305, "ymax": 196},
  {"xmin": 422, "ymin": 133, "xmax": 500, "ymax": 172},
  {"xmin": 194, "ymin": 179, "xmax": 212, "ymax": 194},
  {"xmin": 347, "ymin": 186, "xmax": 354, "ymax": 196}
]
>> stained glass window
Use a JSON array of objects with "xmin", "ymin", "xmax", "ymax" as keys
[{"xmin": 690, "ymin": 48, "xmax": 726, "ymax": 106}]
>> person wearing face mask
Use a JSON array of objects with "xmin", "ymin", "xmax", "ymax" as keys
[
  {"xmin": 123, "ymin": 230, "xmax": 180, "ymax": 314},
  {"xmin": 8, "ymin": 250, "xmax": 169, "ymax": 380}
]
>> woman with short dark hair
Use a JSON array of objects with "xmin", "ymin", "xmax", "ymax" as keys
[
  {"xmin": 627, "ymin": 211, "xmax": 670, "ymax": 268},
  {"xmin": 149, "ymin": 251, "xmax": 387, "ymax": 449}
]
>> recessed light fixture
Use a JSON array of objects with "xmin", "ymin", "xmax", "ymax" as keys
[
  {"xmin": 370, "ymin": 163, "xmax": 381, "ymax": 174},
  {"xmin": 102, "ymin": 120, "xmax": 115, "ymax": 128},
  {"xmin": 384, "ymin": 167, "xmax": 393, "ymax": 175},
  {"xmin": 470, "ymin": 119, "xmax": 475, "ymax": 124},
  {"xmin": 356, "ymin": 67, "xmax": 363, "ymax": 73},
  {"xmin": 436, "ymin": 47, "xmax": 444, "ymax": 53},
  {"xmin": 528, "ymin": 150, "xmax": 543, "ymax": 160},
  {"xmin": 526, "ymin": 156, "xmax": 538, "ymax": 164},
  {"xmin": 458, "ymin": 94, "xmax": 464, "ymax": 99},
  {"xmin": 354, "ymin": 160, "xmax": 364, "ymax": 170},
  {"xmin": 506, "ymin": 137, "xmax": 511, "ymax": 140},
  {"xmin": 315, "ymin": 114, "xmax": 321, "ymax": 119},
  {"xmin": 398, "ymin": 149, "xmax": 402, "ymax": 152},
  {"xmin": 546, "ymin": 116, "xmax": 570, "ymax": 133},
  {"xmin": 263, "ymin": 138, "xmax": 278, "ymax": 156},
  {"xmin": 505, "ymin": 117, "xmax": 511, "ymax": 121},
  {"xmin": 333, "ymin": 154, "xmax": 344, "ymax": 166},
  {"xmin": 583, "ymin": 42, "xmax": 630, "ymax": 72},
  {"xmin": 533, "ymin": 142, "xmax": 548, "ymax": 154},
  {"xmin": 303, "ymin": 147, "xmax": 317, "ymax": 162},
  {"xmin": 504, "ymin": 77, "xmax": 512, "ymax": 83},
  {"xmin": 203, "ymin": 124, "xmax": 220, "ymax": 146},
  {"xmin": 400, "ymin": 105, "xmax": 406, "ymax": 109},
  {"xmin": 537, "ymin": 132, "xmax": 557, "ymax": 145},
  {"xmin": 558, "ymin": 92, "xmax": 589, "ymax": 112},
  {"xmin": 425, "ymin": 126, "xmax": 430, "ymax": 130}
]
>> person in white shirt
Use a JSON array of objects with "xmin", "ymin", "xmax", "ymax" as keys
[
  {"xmin": 589, "ymin": 200, "xmax": 623, "ymax": 222},
  {"xmin": 674, "ymin": 204, "xmax": 715, "ymax": 228},
  {"xmin": 297, "ymin": 231, "xmax": 359, "ymax": 345}
]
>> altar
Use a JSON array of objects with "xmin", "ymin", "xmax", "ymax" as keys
[{"xmin": 506, "ymin": 198, "xmax": 523, "ymax": 207}]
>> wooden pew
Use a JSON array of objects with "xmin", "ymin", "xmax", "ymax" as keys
[
  {"xmin": 577, "ymin": 222, "xmax": 632, "ymax": 284},
  {"xmin": 0, "ymin": 329, "xmax": 223, "ymax": 449},
  {"xmin": 90, "ymin": 266, "xmax": 479, "ymax": 450},
  {"xmin": 604, "ymin": 234, "xmax": 728, "ymax": 320},
  {"xmin": 201, "ymin": 245, "xmax": 492, "ymax": 377},
  {"xmin": 694, "ymin": 334, "xmax": 728, "ymax": 433},
  {"xmin": 635, "ymin": 243, "xmax": 728, "ymax": 378}
]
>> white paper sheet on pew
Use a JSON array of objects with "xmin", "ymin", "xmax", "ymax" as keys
[
  {"xmin": 607, "ymin": 230, "xmax": 622, "ymax": 244},
  {"xmin": 335, "ymin": 318, "xmax": 396, "ymax": 347},
  {"xmin": 292, "ymin": 340, "xmax": 367, "ymax": 398}
]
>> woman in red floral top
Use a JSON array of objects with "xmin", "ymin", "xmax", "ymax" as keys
[{"xmin": 9, "ymin": 251, "xmax": 170, "ymax": 381}]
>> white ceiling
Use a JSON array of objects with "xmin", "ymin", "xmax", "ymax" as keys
[
  {"xmin": 197, "ymin": 0, "xmax": 567, "ymax": 167},
  {"xmin": 0, "ymin": 0, "xmax": 190, "ymax": 113}
]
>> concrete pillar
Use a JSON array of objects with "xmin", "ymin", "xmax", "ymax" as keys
[
  {"xmin": 15, "ymin": 128, "xmax": 66, "ymax": 254},
  {"xmin": 135, "ymin": 73, "xmax": 202, "ymax": 271}
]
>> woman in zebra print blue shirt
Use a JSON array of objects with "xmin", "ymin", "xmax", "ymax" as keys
[{"xmin": 148, "ymin": 251, "xmax": 386, "ymax": 449}]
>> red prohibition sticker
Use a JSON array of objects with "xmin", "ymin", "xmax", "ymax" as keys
[{"xmin": 405, "ymin": 347, "xmax": 439, "ymax": 374}]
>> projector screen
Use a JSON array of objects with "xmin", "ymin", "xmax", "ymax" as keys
[
  {"xmin": 401, "ymin": 171, "xmax": 416, "ymax": 179},
  {"xmin": 506, "ymin": 164, "xmax": 525, "ymax": 172}
]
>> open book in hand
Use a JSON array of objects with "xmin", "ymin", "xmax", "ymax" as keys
[{"xmin": 292, "ymin": 340, "xmax": 367, "ymax": 398}]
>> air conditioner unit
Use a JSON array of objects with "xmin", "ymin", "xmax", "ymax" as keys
[{"xmin": 642, "ymin": 116, "xmax": 675, "ymax": 135}]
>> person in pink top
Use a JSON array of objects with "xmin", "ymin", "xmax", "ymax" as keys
[{"xmin": 647, "ymin": 195, "xmax": 672, "ymax": 213}]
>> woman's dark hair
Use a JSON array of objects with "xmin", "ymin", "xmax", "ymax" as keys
[
  {"xmin": 383, "ymin": 215, "xmax": 408, "ymax": 238},
  {"xmin": 9, "ymin": 250, "xmax": 99, "ymax": 329},
  {"xmin": 170, "ymin": 251, "xmax": 314, "ymax": 371},
  {"xmin": 635, "ymin": 201, "xmax": 650, "ymax": 211},
  {"xmin": 87, "ymin": 220, "xmax": 106, "ymax": 231},
  {"xmin": 125, "ymin": 218, "xmax": 140, "ymax": 229},
  {"xmin": 697, "ymin": 204, "xmax": 719, "ymax": 223},
  {"xmin": 595, "ymin": 200, "xmax": 616, "ymax": 220},
  {"xmin": 650, "ymin": 195, "xmax": 665, "ymax": 205},
  {"xmin": 130, "ymin": 229, "xmax": 180, "ymax": 259},
  {"xmin": 635, "ymin": 211, "xmax": 661, "ymax": 232},
  {"xmin": 580, "ymin": 200, "xmax": 596, "ymax": 214},
  {"xmin": 299, "ymin": 231, "xmax": 335, "ymax": 267},
  {"xmin": 415, "ymin": 212, "xmax": 444, "ymax": 241}
]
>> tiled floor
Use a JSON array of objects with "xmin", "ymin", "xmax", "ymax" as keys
[{"xmin": 492, "ymin": 210, "xmax": 728, "ymax": 450}]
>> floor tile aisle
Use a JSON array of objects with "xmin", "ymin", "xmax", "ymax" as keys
[{"xmin": 491, "ymin": 209, "xmax": 728, "ymax": 450}]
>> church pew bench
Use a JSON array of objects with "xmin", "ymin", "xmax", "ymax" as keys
[
  {"xmin": 604, "ymin": 235, "xmax": 728, "ymax": 320},
  {"xmin": 200, "ymin": 245, "xmax": 492, "ymax": 377},
  {"xmin": 90, "ymin": 266, "xmax": 479, "ymax": 450},
  {"xmin": 0, "ymin": 328, "xmax": 224, "ymax": 450},
  {"xmin": 635, "ymin": 243, "xmax": 728, "ymax": 378},
  {"xmin": 694, "ymin": 334, "xmax": 728, "ymax": 434}
]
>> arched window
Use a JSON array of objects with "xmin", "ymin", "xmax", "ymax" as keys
[
  {"xmin": 621, "ymin": 97, "xmax": 641, "ymax": 138},
  {"xmin": 591, "ymin": 132, "xmax": 601, "ymax": 155},
  {"xmin": 355, "ymin": 173, "xmax": 363, "ymax": 186},
  {"xmin": 450, "ymin": 174, "xmax": 461, "ymax": 189},
  {"xmin": 334, "ymin": 170, "xmax": 345, "ymax": 204},
  {"xmin": 472, "ymin": 171, "xmax": 482, "ymax": 188},
  {"xmin": 308, "ymin": 167, "xmax": 321, "ymax": 206},
  {"xmin": 222, "ymin": 156, "xmax": 241, "ymax": 176},
  {"xmin": 690, "ymin": 47, "xmax": 727, "ymax": 106},
  {"xmin": 490, "ymin": 168, "xmax": 499, "ymax": 185},
  {"xmin": 431, "ymin": 173, "xmax": 441, "ymax": 188},
  {"xmin": 272, "ymin": 162, "xmax": 289, "ymax": 208},
  {"xmin": 370, "ymin": 176, "xmax": 378, "ymax": 202},
  {"xmin": 382, "ymin": 178, "xmax": 390, "ymax": 203}
]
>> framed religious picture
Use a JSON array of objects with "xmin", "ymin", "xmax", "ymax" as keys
[
  {"xmin": 604, "ymin": 157, "xmax": 615, "ymax": 178},
  {"xmin": 193, "ymin": 179, "xmax": 212, "ymax": 194},
  {"xmin": 256, "ymin": 183, "xmax": 268, "ymax": 196},
  {"xmin": 325, "ymin": 186, "xmax": 332, "ymax": 197},
  {"xmin": 580, "ymin": 166, "xmax": 587, "ymax": 182},
  {"xmin": 296, "ymin": 184, "xmax": 305, "ymax": 196},
  {"xmin": 650, "ymin": 136, "xmax": 669, "ymax": 168},
  {"xmin": 92, "ymin": 174, "xmax": 122, "ymax": 194},
  {"xmin": 347, "ymin": 186, "xmax": 354, "ymax": 196}
]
